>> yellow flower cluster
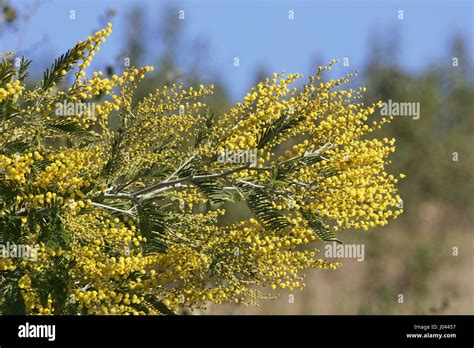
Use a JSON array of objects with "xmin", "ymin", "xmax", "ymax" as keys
[
  {"xmin": 0, "ymin": 80, "xmax": 24, "ymax": 102},
  {"xmin": 0, "ymin": 259, "xmax": 16, "ymax": 271},
  {"xmin": 31, "ymin": 148, "xmax": 103, "ymax": 195},
  {"xmin": 18, "ymin": 274, "xmax": 32, "ymax": 289},
  {"xmin": 0, "ymin": 25, "xmax": 403, "ymax": 315},
  {"xmin": 0, "ymin": 153, "xmax": 34, "ymax": 183},
  {"xmin": 76, "ymin": 23, "xmax": 113, "ymax": 72}
]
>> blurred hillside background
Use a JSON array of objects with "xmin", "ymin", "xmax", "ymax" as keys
[{"xmin": 1, "ymin": 0, "xmax": 472, "ymax": 314}]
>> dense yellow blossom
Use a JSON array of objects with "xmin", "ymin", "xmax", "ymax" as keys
[{"xmin": 0, "ymin": 24, "xmax": 403, "ymax": 315}]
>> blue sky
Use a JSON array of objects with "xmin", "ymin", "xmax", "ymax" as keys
[{"xmin": 1, "ymin": 0, "xmax": 473, "ymax": 100}]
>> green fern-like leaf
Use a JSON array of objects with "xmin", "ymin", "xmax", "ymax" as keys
[
  {"xmin": 143, "ymin": 294, "xmax": 175, "ymax": 315},
  {"xmin": 17, "ymin": 56, "xmax": 32, "ymax": 82},
  {"xmin": 237, "ymin": 182, "xmax": 291, "ymax": 231},
  {"xmin": 194, "ymin": 108, "xmax": 217, "ymax": 148},
  {"xmin": 0, "ymin": 175, "xmax": 21, "ymax": 207},
  {"xmin": 30, "ymin": 159, "xmax": 54, "ymax": 175},
  {"xmin": 0, "ymin": 282, "xmax": 26, "ymax": 315},
  {"xmin": 257, "ymin": 113, "xmax": 305, "ymax": 149},
  {"xmin": 0, "ymin": 140, "xmax": 31, "ymax": 155},
  {"xmin": 0, "ymin": 57, "xmax": 15, "ymax": 86},
  {"xmin": 45, "ymin": 120, "xmax": 100, "ymax": 143},
  {"xmin": 137, "ymin": 198, "xmax": 169, "ymax": 253},
  {"xmin": 41, "ymin": 46, "xmax": 81, "ymax": 91},
  {"xmin": 192, "ymin": 177, "xmax": 234, "ymax": 205},
  {"xmin": 301, "ymin": 210, "xmax": 342, "ymax": 243}
]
